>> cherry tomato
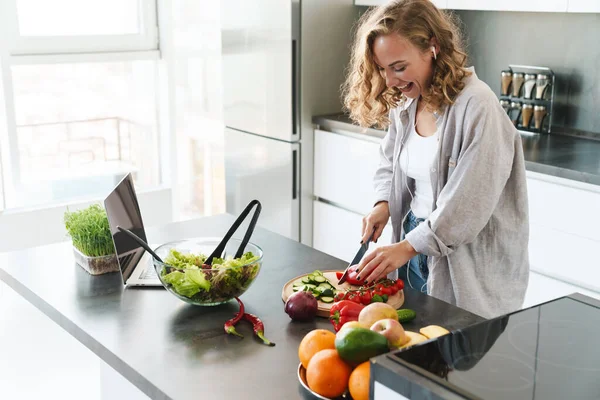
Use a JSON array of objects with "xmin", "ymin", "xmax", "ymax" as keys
[
  {"xmin": 373, "ymin": 290, "xmax": 384, "ymax": 298},
  {"xmin": 396, "ymin": 279, "xmax": 405, "ymax": 290},
  {"xmin": 375, "ymin": 283, "xmax": 385, "ymax": 292},
  {"xmin": 334, "ymin": 292, "xmax": 345, "ymax": 302},
  {"xmin": 389, "ymin": 285, "xmax": 398, "ymax": 295},
  {"xmin": 381, "ymin": 287, "xmax": 392, "ymax": 296},
  {"xmin": 361, "ymin": 291, "xmax": 372, "ymax": 305},
  {"xmin": 349, "ymin": 293, "xmax": 362, "ymax": 304}
]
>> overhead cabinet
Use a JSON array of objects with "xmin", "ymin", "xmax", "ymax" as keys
[
  {"xmin": 355, "ymin": 0, "xmax": 600, "ymax": 13},
  {"xmin": 354, "ymin": 0, "xmax": 447, "ymax": 8},
  {"xmin": 445, "ymin": 0, "xmax": 567, "ymax": 12}
]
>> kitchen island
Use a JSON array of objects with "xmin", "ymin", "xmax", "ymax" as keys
[{"xmin": 0, "ymin": 214, "xmax": 483, "ymax": 400}]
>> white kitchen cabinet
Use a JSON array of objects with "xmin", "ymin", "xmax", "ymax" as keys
[
  {"xmin": 355, "ymin": 0, "xmax": 448, "ymax": 9},
  {"xmin": 314, "ymin": 129, "xmax": 381, "ymax": 215},
  {"xmin": 313, "ymin": 200, "xmax": 392, "ymax": 263},
  {"xmin": 523, "ymin": 271, "xmax": 600, "ymax": 309},
  {"xmin": 356, "ymin": 0, "xmax": 600, "ymax": 13},
  {"xmin": 526, "ymin": 171, "xmax": 600, "ymax": 294},
  {"xmin": 527, "ymin": 172, "xmax": 600, "ymax": 242},
  {"xmin": 446, "ymin": 0, "xmax": 568, "ymax": 12},
  {"xmin": 567, "ymin": 0, "xmax": 600, "ymax": 12}
]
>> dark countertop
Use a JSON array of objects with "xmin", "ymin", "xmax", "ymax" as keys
[
  {"xmin": 314, "ymin": 114, "xmax": 600, "ymax": 186},
  {"xmin": 0, "ymin": 214, "xmax": 483, "ymax": 400}
]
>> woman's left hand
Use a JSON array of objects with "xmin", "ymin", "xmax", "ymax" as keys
[{"xmin": 354, "ymin": 241, "xmax": 418, "ymax": 284}]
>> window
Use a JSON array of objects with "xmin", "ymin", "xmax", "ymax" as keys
[
  {"xmin": 5, "ymin": 60, "xmax": 160, "ymax": 209},
  {"xmin": 0, "ymin": 0, "xmax": 161, "ymax": 212},
  {"xmin": 6, "ymin": 0, "xmax": 158, "ymax": 54}
]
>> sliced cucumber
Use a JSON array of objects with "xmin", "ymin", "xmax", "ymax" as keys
[
  {"xmin": 301, "ymin": 276, "xmax": 311, "ymax": 284},
  {"xmin": 320, "ymin": 296, "xmax": 334, "ymax": 303},
  {"xmin": 320, "ymin": 288, "xmax": 334, "ymax": 297},
  {"xmin": 313, "ymin": 275, "xmax": 326, "ymax": 283},
  {"xmin": 317, "ymin": 282, "xmax": 333, "ymax": 289},
  {"xmin": 293, "ymin": 284, "xmax": 317, "ymax": 293},
  {"xmin": 292, "ymin": 278, "xmax": 305, "ymax": 287},
  {"xmin": 312, "ymin": 270, "xmax": 324, "ymax": 276}
]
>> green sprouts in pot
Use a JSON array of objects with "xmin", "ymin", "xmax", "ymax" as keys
[{"xmin": 64, "ymin": 204, "xmax": 115, "ymax": 257}]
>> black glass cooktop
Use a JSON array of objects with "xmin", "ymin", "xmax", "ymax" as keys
[{"xmin": 389, "ymin": 296, "xmax": 600, "ymax": 400}]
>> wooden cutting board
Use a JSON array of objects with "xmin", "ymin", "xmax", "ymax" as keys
[{"xmin": 281, "ymin": 270, "xmax": 404, "ymax": 318}]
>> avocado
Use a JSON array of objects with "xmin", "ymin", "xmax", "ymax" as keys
[{"xmin": 335, "ymin": 327, "xmax": 390, "ymax": 364}]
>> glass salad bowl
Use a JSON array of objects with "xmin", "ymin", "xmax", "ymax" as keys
[{"xmin": 152, "ymin": 238, "xmax": 263, "ymax": 306}]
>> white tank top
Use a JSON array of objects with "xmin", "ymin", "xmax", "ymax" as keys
[{"xmin": 398, "ymin": 121, "xmax": 439, "ymax": 219}]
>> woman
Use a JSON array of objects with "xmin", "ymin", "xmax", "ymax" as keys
[{"xmin": 343, "ymin": 0, "xmax": 529, "ymax": 318}]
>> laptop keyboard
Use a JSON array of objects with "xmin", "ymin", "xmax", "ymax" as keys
[
  {"xmin": 139, "ymin": 265, "xmax": 158, "ymax": 280},
  {"xmin": 119, "ymin": 252, "xmax": 158, "ymax": 281}
]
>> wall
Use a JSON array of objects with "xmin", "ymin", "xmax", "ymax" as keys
[{"xmin": 454, "ymin": 10, "xmax": 600, "ymax": 134}]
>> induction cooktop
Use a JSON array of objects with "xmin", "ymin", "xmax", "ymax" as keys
[{"xmin": 374, "ymin": 294, "xmax": 600, "ymax": 400}]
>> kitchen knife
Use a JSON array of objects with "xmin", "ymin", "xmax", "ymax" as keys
[{"xmin": 338, "ymin": 229, "xmax": 375, "ymax": 285}]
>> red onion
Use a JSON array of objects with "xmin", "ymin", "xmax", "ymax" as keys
[{"xmin": 285, "ymin": 291, "xmax": 318, "ymax": 321}]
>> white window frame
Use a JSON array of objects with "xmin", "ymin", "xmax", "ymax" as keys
[
  {"xmin": 3, "ymin": 0, "xmax": 158, "ymax": 56},
  {"xmin": 0, "ymin": 0, "xmax": 172, "ymax": 235}
]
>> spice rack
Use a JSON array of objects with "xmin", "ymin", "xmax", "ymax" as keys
[{"xmin": 498, "ymin": 64, "xmax": 556, "ymax": 134}]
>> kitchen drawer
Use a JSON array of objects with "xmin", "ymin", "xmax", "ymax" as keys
[
  {"xmin": 312, "ymin": 200, "xmax": 392, "ymax": 264},
  {"xmin": 314, "ymin": 129, "xmax": 381, "ymax": 215},
  {"xmin": 527, "ymin": 172, "xmax": 600, "ymax": 242},
  {"xmin": 529, "ymin": 221, "xmax": 600, "ymax": 293},
  {"xmin": 523, "ymin": 271, "xmax": 600, "ymax": 309}
]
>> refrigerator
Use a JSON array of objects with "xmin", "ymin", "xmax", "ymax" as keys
[{"xmin": 220, "ymin": 0, "xmax": 356, "ymax": 242}]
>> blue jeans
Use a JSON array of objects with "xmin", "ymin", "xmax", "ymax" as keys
[{"xmin": 398, "ymin": 210, "xmax": 429, "ymax": 293}]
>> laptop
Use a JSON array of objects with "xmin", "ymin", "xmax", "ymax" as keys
[{"xmin": 104, "ymin": 173, "xmax": 162, "ymax": 287}]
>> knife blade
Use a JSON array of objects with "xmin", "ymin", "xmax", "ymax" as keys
[{"xmin": 338, "ymin": 229, "xmax": 376, "ymax": 285}]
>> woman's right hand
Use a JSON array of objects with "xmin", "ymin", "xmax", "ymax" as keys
[{"xmin": 361, "ymin": 201, "xmax": 390, "ymax": 244}]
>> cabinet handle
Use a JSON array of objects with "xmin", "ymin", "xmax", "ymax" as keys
[
  {"xmin": 292, "ymin": 39, "xmax": 297, "ymax": 136},
  {"xmin": 292, "ymin": 149, "xmax": 297, "ymax": 200}
]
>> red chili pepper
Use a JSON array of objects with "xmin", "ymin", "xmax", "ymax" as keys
[
  {"xmin": 329, "ymin": 300, "xmax": 365, "ymax": 332},
  {"xmin": 224, "ymin": 297, "xmax": 245, "ymax": 338},
  {"xmin": 243, "ymin": 312, "xmax": 275, "ymax": 346}
]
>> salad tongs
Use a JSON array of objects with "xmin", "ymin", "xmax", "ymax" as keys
[{"xmin": 205, "ymin": 199, "xmax": 262, "ymax": 266}]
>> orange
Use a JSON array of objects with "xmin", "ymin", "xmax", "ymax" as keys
[
  {"xmin": 348, "ymin": 361, "xmax": 370, "ymax": 400},
  {"xmin": 306, "ymin": 349, "xmax": 352, "ymax": 398},
  {"xmin": 298, "ymin": 329, "xmax": 336, "ymax": 369}
]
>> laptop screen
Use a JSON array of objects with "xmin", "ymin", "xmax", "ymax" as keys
[{"xmin": 104, "ymin": 173, "xmax": 147, "ymax": 283}]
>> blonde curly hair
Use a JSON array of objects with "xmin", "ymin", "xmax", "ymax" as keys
[{"xmin": 342, "ymin": 0, "xmax": 471, "ymax": 129}]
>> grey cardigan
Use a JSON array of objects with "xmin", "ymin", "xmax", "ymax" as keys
[{"xmin": 374, "ymin": 68, "xmax": 529, "ymax": 318}]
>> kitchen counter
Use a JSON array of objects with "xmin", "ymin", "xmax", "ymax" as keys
[
  {"xmin": 314, "ymin": 114, "xmax": 600, "ymax": 186},
  {"xmin": 0, "ymin": 214, "xmax": 483, "ymax": 400}
]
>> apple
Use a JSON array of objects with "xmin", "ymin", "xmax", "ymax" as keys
[
  {"xmin": 340, "ymin": 321, "xmax": 368, "ymax": 332},
  {"xmin": 370, "ymin": 319, "xmax": 409, "ymax": 347},
  {"xmin": 358, "ymin": 303, "xmax": 398, "ymax": 328}
]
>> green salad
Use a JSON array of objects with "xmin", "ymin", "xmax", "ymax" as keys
[{"xmin": 160, "ymin": 249, "xmax": 260, "ymax": 302}]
